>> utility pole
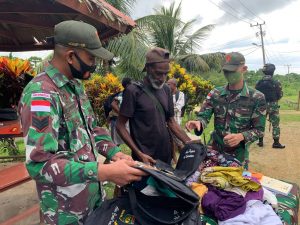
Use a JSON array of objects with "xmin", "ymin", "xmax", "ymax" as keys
[
  {"xmin": 251, "ymin": 22, "xmax": 266, "ymax": 66},
  {"xmin": 284, "ymin": 64, "xmax": 291, "ymax": 74}
]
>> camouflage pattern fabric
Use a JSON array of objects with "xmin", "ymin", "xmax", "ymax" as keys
[
  {"xmin": 197, "ymin": 82, "xmax": 266, "ymax": 164},
  {"xmin": 267, "ymin": 102, "xmax": 281, "ymax": 139},
  {"xmin": 277, "ymin": 183, "xmax": 299, "ymax": 225},
  {"xmin": 18, "ymin": 65, "xmax": 120, "ymax": 225}
]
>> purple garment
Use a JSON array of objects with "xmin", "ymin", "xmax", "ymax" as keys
[
  {"xmin": 244, "ymin": 177, "xmax": 264, "ymax": 202},
  {"xmin": 202, "ymin": 186, "xmax": 246, "ymax": 221}
]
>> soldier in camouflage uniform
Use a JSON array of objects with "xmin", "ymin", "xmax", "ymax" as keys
[
  {"xmin": 18, "ymin": 20, "xmax": 145, "ymax": 225},
  {"xmin": 255, "ymin": 63, "xmax": 285, "ymax": 148},
  {"xmin": 186, "ymin": 52, "xmax": 266, "ymax": 168}
]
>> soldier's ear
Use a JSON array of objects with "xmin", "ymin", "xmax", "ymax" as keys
[
  {"xmin": 66, "ymin": 50, "xmax": 75, "ymax": 64},
  {"xmin": 242, "ymin": 65, "xmax": 248, "ymax": 72}
]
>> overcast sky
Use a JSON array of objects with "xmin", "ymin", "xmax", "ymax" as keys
[
  {"xmin": 132, "ymin": 0, "xmax": 300, "ymax": 75},
  {"xmin": 2, "ymin": 0, "xmax": 299, "ymax": 75}
]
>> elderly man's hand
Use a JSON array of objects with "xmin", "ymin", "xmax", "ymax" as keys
[
  {"xmin": 98, "ymin": 160, "xmax": 146, "ymax": 187},
  {"xmin": 111, "ymin": 152, "xmax": 133, "ymax": 162},
  {"xmin": 139, "ymin": 152, "xmax": 156, "ymax": 165},
  {"xmin": 185, "ymin": 120, "xmax": 202, "ymax": 132}
]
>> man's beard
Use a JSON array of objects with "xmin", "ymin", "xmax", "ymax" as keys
[{"xmin": 148, "ymin": 73, "xmax": 165, "ymax": 89}]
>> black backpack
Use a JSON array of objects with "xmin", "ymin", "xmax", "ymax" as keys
[
  {"xmin": 255, "ymin": 78, "xmax": 282, "ymax": 102},
  {"xmin": 103, "ymin": 92, "xmax": 120, "ymax": 118},
  {"xmin": 85, "ymin": 143, "xmax": 207, "ymax": 225}
]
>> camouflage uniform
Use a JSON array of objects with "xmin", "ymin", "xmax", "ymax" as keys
[
  {"xmin": 18, "ymin": 65, "xmax": 120, "ymax": 225},
  {"xmin": 196, "ymin": 82, "xmax": 266, "ymax": 165},
  {"xmin": 256, "ymin": 75, "xmax": 283, "ymax": 139},
  {"xmin": 267, "ymin": 101, "xmax": 280, "ymax": 139}
]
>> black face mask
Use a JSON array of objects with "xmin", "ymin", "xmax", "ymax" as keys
[{"xmin": 68, "ymin": 52, "xmax": 96, "ymax": 80}]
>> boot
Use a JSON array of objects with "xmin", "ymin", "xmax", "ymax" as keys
[
  {"xmin": 257, "ymin": 137, "xmax": 263, "ymax": 147},
  {"xmin": 272, "ymin": 138, "xmax": 285, "ymax": 149}
]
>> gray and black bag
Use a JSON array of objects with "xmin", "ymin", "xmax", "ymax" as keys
[{"xmin": 85, "ymin": 143, "xmax": 207, "ymax": 225}]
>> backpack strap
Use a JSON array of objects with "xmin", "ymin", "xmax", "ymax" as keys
[{"xmin": 132, "ymin": 81, "xmax": 166, "ymax": 117}]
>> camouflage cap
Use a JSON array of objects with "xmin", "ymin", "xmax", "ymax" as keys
[
  {"xmin": 222, "ymin": 52, "xmax": 245, "ymax": 71},
  {"xmin": 54, "ymin": 20, "xmax": 113, "ymax": 60}
]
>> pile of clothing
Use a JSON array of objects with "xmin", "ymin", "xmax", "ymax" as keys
[{"xmin": 186, "ymin": 148, "xmax": 283, "ymax": 225}]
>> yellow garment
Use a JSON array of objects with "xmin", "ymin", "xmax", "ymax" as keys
[
  {"xmin": 191, "ymin": 182, "xmax": 208, "ymax": 197},
  {"xmin": 190, "ymin": 183, "xmax": 208, "ymax": 214},
  {"xmin": 200, "ymin": 176, "xmax": 231, "ymax": 189},
  {"xmin": 201, "ymin": 166, "xmax": 261, "ymax": 192}
]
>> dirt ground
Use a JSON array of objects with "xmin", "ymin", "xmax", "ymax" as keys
[
  {"xmin": 249, "ymin": 112, "xmax": 300, "ymax": 188},
  {"xmin": 0, "ymin": 110, "xmax": 299, "ymax": 224}
]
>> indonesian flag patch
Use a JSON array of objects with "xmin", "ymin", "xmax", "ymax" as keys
[
  {"xmin": 31, "ymin": 100, "xmax": 51, "ymax": 112},
  {"xmin": 206, "ymin": 90, "xmax": 214, "ymax": 99}
]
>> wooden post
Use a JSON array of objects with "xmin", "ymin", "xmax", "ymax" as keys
[{"xmin": 297, "ymin": 91, "xmax": 300, "ymax": 111}]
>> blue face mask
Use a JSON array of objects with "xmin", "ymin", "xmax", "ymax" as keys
[
  {"xmin": 68, "ymin": 52, "xmax": 96, "ymax": 80},
  {"xmin": 223, "ymin": 71, "xmax": 243, "ymax": 85}
]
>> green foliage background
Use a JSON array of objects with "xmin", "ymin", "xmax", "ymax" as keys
[{"xmin": 200, "ymin": 69, "xmax": 300, "ymax": 110}]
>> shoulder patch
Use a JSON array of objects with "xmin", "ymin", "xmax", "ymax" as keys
[
  {"xmin": 206, "ymin": 90, "xmax": 213, "ymax": 99},
  {"xmin": 32, "ymin": 116, "xmax": 49, "ymax": 132},
  {"xmin": 31, "ymin": 100, "xmax": 50, "ymax": 112},
  {"xmin": 32, "ymin": 93, "xmax": 51, "ymax": 99}
]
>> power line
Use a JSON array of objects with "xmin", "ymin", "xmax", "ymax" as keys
[
  {"xmin": 238, "ymin": 45, "xmax": 258, "ymax": 52},
  {"xmin": 278, "ymin": 50, "xmax": 300, "ymax": 54},
  {"xmin": 264, "ymin": 48, "xmax": 271, "ymax": 62},
  {"xmin": 264, "ymin": 25, "xmax": 288, "ymax": 65},
  {"xmin": 250, "ymin": 22, "xmax": 266, "ymax": 65},
  {"xmin": 244, "ymin": 47, "xmax": 259, "ymax": 56},
  {"xmin": 284, "ymin": 64, "xmax": 292, "ymax": 74},
  {"xmin": 264, "ymin": 39, "xmax": 287, "ymax": 65},
  {"xmin": 236, "ymin": 0, "xmax": 265, "ymax": 23},
  {"xmin": 202, "ymin": 35, "xmax": 254, "ymax": 52},
  {"xmin": 207, "ymin": 0, "xmax": 251, "ymax": 25},
  {"xmin": 218, "ymin": 0, "xmax": 258, "ymax": 24}
]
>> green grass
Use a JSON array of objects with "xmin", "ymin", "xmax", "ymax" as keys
[
  {"xmin": 279, "ymin": 95, "xmax": 299, "ymax": 110},
  {"xmin": 181, "ymin": 110, "xmax": 214, "ymax": 144},
  {"xmin": 280, "ymin": 114, "xmax": 300, "ymax": 123}
]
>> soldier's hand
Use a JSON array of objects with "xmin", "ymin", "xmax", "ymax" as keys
[
  {"xmin": 185, "ymin": 120, "xmax": 201, "ymax": 132},
  {"xmin": 111, "ymin": 152, "xmax": 133, "ymax": 162},
  {"xmin": 223, "ymin": 133, "xmax": 244, "ymax": 147},
  {"xmin": 139, "ymin": 153, "xmax": 156, "ymax": 165},
  {"xmin": 98, "ymin": 160, "xmax": 146, "ymax": 186}
]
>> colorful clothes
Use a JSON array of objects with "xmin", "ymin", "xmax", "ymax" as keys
[
  {"xmin": 18, "ymin": 64, "xmax": 120, "ymax": 224},
  {"xmin": 200, "ymin": 183, "xmax": 299, "ymax": 225}
]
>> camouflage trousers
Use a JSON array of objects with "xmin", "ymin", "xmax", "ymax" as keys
[{"xmin": 266, "ymin": 102, "xmax": 280, "ymax": 139}]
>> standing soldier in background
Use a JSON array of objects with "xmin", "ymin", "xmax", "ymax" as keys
[
  {"xmin": 186, "ymin": 52, "xmax": 266, "ymax": 168},
  {"xmin": 255, "ymin": 63, "xmax": 285, "ymax": 149}
]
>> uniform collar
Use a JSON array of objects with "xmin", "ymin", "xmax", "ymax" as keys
[
  {"xmin": 45, "ymin": 64, "xmax": 81, "ymax": 88},
  {"xmin": 220, "ymin": 81, "xmax": 250, "ymax": 97}
]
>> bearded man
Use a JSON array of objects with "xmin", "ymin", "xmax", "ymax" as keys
[{"xmin": 117, "ymin": 47, "xmax": 191, "ymax": 165}]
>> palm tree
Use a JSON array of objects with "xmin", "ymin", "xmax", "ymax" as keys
[
  {"xmin": 106, "ymin": 0, "xmax": 136, "ymax": 16},
  {"xmin": 108, "ymin": 1, "xmax": 224, "ymax": 79}
]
